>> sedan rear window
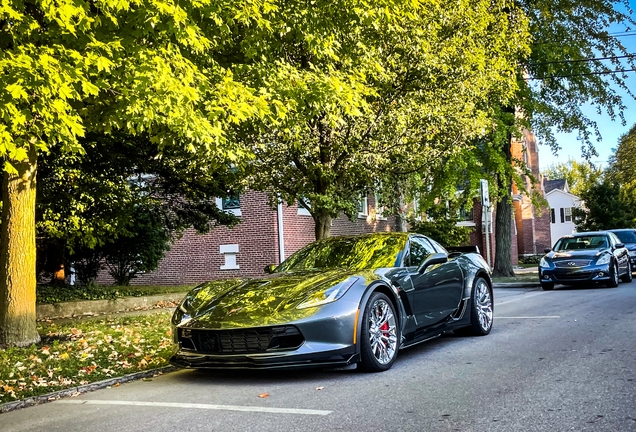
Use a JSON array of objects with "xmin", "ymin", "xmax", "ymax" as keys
[{"xmin": 613, "ymin": 230, "xmax": 636, "ymax": 244}]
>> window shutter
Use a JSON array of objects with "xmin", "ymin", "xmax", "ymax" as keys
[{"xmin": 560, "ymin": 208, "xmax": 564, "ymax": 223}]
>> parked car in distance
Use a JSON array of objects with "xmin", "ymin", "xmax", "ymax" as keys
[
  {"xmin": 171, "ymin": 232, "xmax": 493, "ymax": 372},
  {"xmin": 539, "ymin": 231, "xmax": 632, "ymax": 291},
  {"xmin": 608, "ymin": 228, "xmax": 636, "ymax": 269}
]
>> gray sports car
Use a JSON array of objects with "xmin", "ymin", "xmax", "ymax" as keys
[{"xmin": 170, "ymin": 232, "xmax": 494, "ymax": 372}]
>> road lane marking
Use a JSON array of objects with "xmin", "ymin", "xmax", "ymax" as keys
[
  {"xmin": 495, "ymin": 291, "xmax": 545, "ymax": 307},
  {"xmin": 496, "ymin": 316, "xmax": 560, "ymax": 319},
  {"xmin": 57, "ymin": 399, "xmax": 332, "ymax": 416}
]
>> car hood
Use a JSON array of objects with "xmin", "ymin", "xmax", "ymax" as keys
[
  {"xmin": 176, "ymin": 269, "xmax": 370, "ymax": 329},
  {"xmin": 547, "ymin": 250, "xmax": 607, "ymax": 260}
]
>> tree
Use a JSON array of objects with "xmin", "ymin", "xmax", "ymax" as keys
[
  {"xmin": 36, "ymin": 132, "xmax": 242, "ymax": 284},
  {"xmin": 241, "ymin": 0, "xmax": 530, "ymax": 240},
  {"xmin": 542, "ymin": 159, "xmax": 603, "ymax": 197},
  {"xmin": 608, "ymin": 123, "xmax": 636, "ymax": 202},
  {"xmin": 573, "ymin": 179, "xmax": 635, "ymax": 230},
  {"xmin": 489, "ymin": 0, "xmax": 636, "ymax": 276},
  {"xmin": 0, "ymin": 1, "xmax": 272, "ymax": 347}
]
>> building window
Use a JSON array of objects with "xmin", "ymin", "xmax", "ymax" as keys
[
  {"xmin": 550, "ymin": 208, "xmax": 555, "ymax": 224},
  {"xmin": 216, "ymin": 195, "xmax": 242, "ymax": 216},
  {"xmin": 220, "ymin": 244, "xmax": 240, "ymax": 270},
  {"xmin": 564, "ymin": 207, "xmax": 572, "ymax": 222},
  {"xmin": 458, "ymin": 206, "xmax": 473, "ymax": 222},
  {"xmin": 297, "ymin": 197, "xmax": 311, "ymax": 216},
  {"xmin": 374, "ymin": 193, "xmax": 386, "ymax": 220},
  {"xmin": 357, "ymin": 196, "xmax": 368, "ymax": 218}
]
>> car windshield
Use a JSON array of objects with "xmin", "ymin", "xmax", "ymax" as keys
[
  {"xmin": 554, "ymin": 235, "xmax": 608, "ymax": 251},
  {"xmin": 277, "ymin": 234, "xmax": 407, "ymax": 271},
  {"xmin": 613, "ymin": 230, "xmax": 636, "ymax": 244}
]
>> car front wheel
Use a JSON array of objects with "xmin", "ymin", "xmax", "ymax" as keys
[
  {"xmin": 606, "ymin": 262, "xmax": 619, "ymax": 288},
  {"xmin": 359, "ymin": 292, "xmax": 399, "ymax": 372},
  {"xmin": 541, "ymin": 282, "xmax": 554, "ymax": 291}
]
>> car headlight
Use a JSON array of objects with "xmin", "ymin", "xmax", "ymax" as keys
[
  {"xmin": 297, "ymin": 277, "xmax": 359, "ymax": 309},
  {"xmin": 539, "ymin": 257, "xmax": 550, "ymax": 268},
  {"xmin": 596, "ymin": 254, "xmax": 611, "ymax": 265}
]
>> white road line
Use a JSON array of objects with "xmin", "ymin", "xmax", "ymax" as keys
[
  {"xmin": 57, "ymin": 399, "xmax": 332, "ymax": 416},
  {"xmin": 496, "ymin": 316, "xmax": 560, "ymax": 319},
  {"xmin": 495, "ymin": 291, "xmax": 545, "ymax": 307}
]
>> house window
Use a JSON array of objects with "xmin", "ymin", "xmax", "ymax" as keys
[
  {"xmin": 297, "ymin": 197, "xmax": 311, "ymax": 216},
  {"xmin": 216, "ymin": 195, "xmax": 242, "ymax": 216},
  {"xmin": 458, "ymin": 206, "xmax": 473, "ymax": 222},
  {"xmin": 220, "ymin": 244, "xmax": 240, "ymax": 270},
  {"xmin": 550, "ymin": 208, "xmax": 555, "ymax": 224},
  {"xmin": 357, "ymin": 196, "xmax": 368, "ymax": 218},
  {"xmin": 564, "ymin": 207, "xmax": 572, "ymax": 222}
]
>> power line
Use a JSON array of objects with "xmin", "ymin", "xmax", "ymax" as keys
[
  {"xmin": 528, "ymin": 68, "xmax": 636, "ymax": 80},
  {"xmin": 528, "ymin": 53, "xmax": 636, "ymax": 66}
]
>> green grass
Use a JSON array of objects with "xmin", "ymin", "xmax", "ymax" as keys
[
  {"xmin": 492, "ymin": 273, "xmax": 540, "ymax": 283},
  {"xmin": 0, "ymin": 311, "xmax": 175, "ymax": 404},
  {"xmin": 37, "ymin": 284, "xmax": 195, "ymax": 305}
]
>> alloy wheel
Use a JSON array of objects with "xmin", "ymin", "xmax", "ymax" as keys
[
  {"xmin": 474, "ymin": 279, "xmax": 493, "ymax": 332},
  {"xmin": 368, "ymin": 298, "xmax": 398, "ymax": 365}
]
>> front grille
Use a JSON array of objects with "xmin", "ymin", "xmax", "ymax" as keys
[
  {"xmin": 554, "ymin": 260, "xmax": 592, "ymax": 268},
  {"xmin": 554, "ymin": 272, "xmax": 591, "ymax": 280},
  {"xmin": 179, "ymin": 326, "xmax": 304, "ymax": 354}
]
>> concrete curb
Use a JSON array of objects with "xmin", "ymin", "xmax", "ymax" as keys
[
  {"xmin": 0, "ymin": 366, "xmax": 178, "ymax": 414},
  {"xmin": 493, "ymin": 282, "xmax": 541, "ymax": 288},
  {"xmin": 37, "ymin": 293, "xmax": 188, "ymax": 320}
]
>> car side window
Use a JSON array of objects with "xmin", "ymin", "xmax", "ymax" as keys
[
  {"xmin": 609, "ymin": 232, "xmax": 621, "ymax": 247},
  {"xmin": 408, "ymin": 237, "xmax": 436, "ymax": 267}
]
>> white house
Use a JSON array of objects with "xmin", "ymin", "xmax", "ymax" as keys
[{"xmin": 544, "ymin": 179, "xmax": 582, "ymax": 247}]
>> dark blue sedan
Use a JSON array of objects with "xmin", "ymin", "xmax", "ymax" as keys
[{"xmin": 539, "ymin": 231, "xmax": 632, "ymax": 290}]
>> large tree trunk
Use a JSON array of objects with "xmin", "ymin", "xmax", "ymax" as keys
[
  {"xmin": 492, "ymin": 137, "xmax": 515, "ymax": 277},
  {"xmin": 313, "ymin": 210, "xmax": 332, "ymax": 240},
  {"xmin": 394, "ymin": 191, "xmax": 407, "ymax": 232},
  {"xmin": 0, "ymin": 145, "xmax": 40, "ymax": 348}
]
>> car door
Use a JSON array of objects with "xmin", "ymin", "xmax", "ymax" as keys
[
  {"xmin": 609, "ymin": 232, "xmax": 629, "ymax": 273},
  {"xmin": 406, "ymin": 236, "xmax": 464, "ymax": 328}
]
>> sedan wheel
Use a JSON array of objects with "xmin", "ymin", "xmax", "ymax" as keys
[
  {"xmin": 606, "ymin": 262, "xmax": 619, "ymax": 288},
  {"xmin": 456, "ymin": 277, "xmax": 493, "ymax": 336},
  {"xmin": 359, "ymin": 292, "xmax": 399, "ymax": 372},
  {"xmin": 620, "ymin": 261, "xmax": 633, "ymax": 283}
]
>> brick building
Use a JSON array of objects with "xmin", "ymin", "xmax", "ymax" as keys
[{"xmin": 115, "ymin": 130, "xmax": 554, "ymax": 286}]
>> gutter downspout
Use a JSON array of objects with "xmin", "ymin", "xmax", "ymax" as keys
[{"xmin": 277, "ymin": 200, "xmax": 285, "ymax": 263}]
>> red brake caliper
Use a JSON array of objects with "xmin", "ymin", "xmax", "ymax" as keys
[{"xmin": 379, "ymin": 307, "xmax": 389, "ymax": 346}]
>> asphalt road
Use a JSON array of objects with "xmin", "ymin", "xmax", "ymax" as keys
[{"xmin": 3, "ymin": 283, "xmax": 636, "ymax": 432}]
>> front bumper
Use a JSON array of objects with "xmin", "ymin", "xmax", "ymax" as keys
[{"xmin": 539, "ymin": 263, "xmax": 612, "ymax": 284}]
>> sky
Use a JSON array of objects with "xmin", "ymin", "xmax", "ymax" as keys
[{"xmin": 538, "ymin": 3, "xmax": 636, "ymax": 171}]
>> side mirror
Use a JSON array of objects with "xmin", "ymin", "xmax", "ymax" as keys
[
  {"xmin": 417, "ymin": 253, "xmax": 448, "ymax": 274},
  {"xmin": 544, "ymin": 248, "xmax": 551, "ymax": 253},
  {"xmin": 264, "ymin": 264, "xmax": 277, "ymax": 274},
  {"xmin": 615, "ymin": 243, "xmax": 625, "ymax": 249}
]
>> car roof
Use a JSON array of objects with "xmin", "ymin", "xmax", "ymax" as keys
[
  {"xmin": 565, "ymin": 231, "xmax": 609, "ymax": 237},
  {"xmin": 608, "ymin": 228, "xmax": 636, "ymax": 232}
]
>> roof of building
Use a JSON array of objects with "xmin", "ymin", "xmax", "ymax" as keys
[{"xmin": 544, "ymin": 179, "xmax": 568, "ymax": 193}]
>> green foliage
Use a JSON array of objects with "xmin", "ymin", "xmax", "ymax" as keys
[
  {"xmin": 101, "ymin": 208, "xmax": 172, "ymax": 286},
  {"xmin": 608, "ymin": 123, "xmax": 636, "ymax": 207},
  {"xmin": 542, "ymin": 159, "xmax": 603, "ymax": 197},
  {"xmin": 241, "ymin": 0, "xmax": 530, "ymax": 238},
  {"xmin": 518, "ymin": 254, "xmax": 543, "ymax": 265},
  {"xmin": 0, "ymin": 312, "xmax": 175, "ymax": 403},
  {"xmin": 409, "ymin": 203, "xmax": 472, "ymax": 248},
  {"xmin": 573, "ymin": 179, "xmax": 636, "ymax": 231}
]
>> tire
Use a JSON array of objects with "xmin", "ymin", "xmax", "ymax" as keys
[
  {"xmin": 359, "ymin": 292, "xmax": 399, "ymax": 372},
  {"xmin": 541, "ymin": 282, "xmax": 554, "ymax": 291},
  {"xmin": 620, "ymin": 261, "xmax": 632, "ymax": 283},
  {"xmin": 606, "ymin": 262, "xmax": 619, "ymax": 288},
  {"xmin": 456, "ymin": 277, "xmax": 493, "ymax": 336}
]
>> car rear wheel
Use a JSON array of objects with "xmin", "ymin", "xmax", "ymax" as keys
[
  {"xmin": 606, "ymin": 262, "xmax": 619, "ymax": 288},
  {"xmin": 620, "ymin": 261, "xmax": 632, "ymax": 283},
  {"xmin": 359, "ymin": 292, "xmax": 399, "ymax": 372},
  {"xmin": 456, "ymin": 277, "xmax": 493, "ymax": 336},
  {"xmin": 541, "ymin": 282, "xmax": 554, "ymax": 291}
]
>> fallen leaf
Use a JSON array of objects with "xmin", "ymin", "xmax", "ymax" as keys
[
  {"xmin": 258, "ymin": 393, "xmax": 269, "ymax": 398},
  {"xmin": 315, "ymin": 386, "xmax": 324, "ymax": 391},
  {"xmin": 113, "ymin": 383, "xmax": 120, "ymax": 387}
]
